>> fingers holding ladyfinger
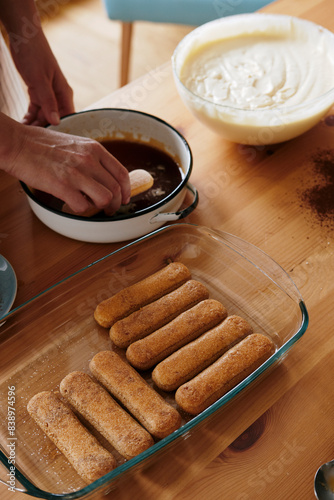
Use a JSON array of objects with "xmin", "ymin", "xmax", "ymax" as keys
[{"xmin": 62, "ymin": 169, "xmax": 154, "ymax": 217}]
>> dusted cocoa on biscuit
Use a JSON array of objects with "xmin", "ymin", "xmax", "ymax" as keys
[
  {"xmin": 110, "ymin": 279, "xmax": 209, "ymax": 348},
  {"xmin": 175, "ymin": 333, "xmax": 275, "ymax": 415},
  {"xmin": 94, "ymin": 262, "xmax": 191, "ymax": 328},
  {"xmin": 89, "ymin": 351, "xmax": 182, "ymax": 439},
  {"xmin": 60, "ymin": 371, "xmax": 154, "ymax": 460},
  {"xmin": 27, "ymin": 391, "xmax": 116, "ymax": 484},
  {"xmin": 126, "ymin": 299, "xmax": 228, "ymax": 371},
  {"xmin": 152, "ymin": 315, "xmax": 252, "ymax": 391}
]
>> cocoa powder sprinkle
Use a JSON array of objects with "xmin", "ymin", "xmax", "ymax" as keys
[{"xmin": 301, "ymin": 149, "xmax": 334, "ymax": 224}]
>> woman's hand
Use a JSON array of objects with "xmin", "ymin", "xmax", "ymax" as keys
[
  {"xmin": 9, "ymin": 30, "xmax": 75, "ymax": 127},
  {"xmin": 1, "ymin": 115, "xmax": 131, "ymax": 215}
]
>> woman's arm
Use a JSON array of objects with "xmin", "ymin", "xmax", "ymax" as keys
[
  {"xmin": 0, "ymin": 2, "xmax": 131, "ymax": 214},
  {"xmin": 0, "ymin": 0, "xmax": 74, "ymax": 126}
]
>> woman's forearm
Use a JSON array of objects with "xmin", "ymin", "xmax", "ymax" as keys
[
  {"xmin": 0, "ymin": 0, "xmax": 75, "ymax": 126},
  {"xmin": 0, "ymin": 0, "xmax": 42, "ymax": 35}
]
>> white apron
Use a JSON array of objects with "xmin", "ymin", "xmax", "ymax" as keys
[{"xmin": 0, "ymin": 32, "xmax": 27, "ymax": 121}]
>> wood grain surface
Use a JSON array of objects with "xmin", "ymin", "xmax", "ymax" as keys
[{"xmin": 1, "ymin": 1, "xmax": 334, "ymax": 499}]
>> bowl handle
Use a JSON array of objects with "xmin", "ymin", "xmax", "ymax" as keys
[{"xmin": 150, "ymin": 182, "xmax": 198, "ymax": 223}]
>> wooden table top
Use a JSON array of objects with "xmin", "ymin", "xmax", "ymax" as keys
[{"xmin": 1, "ymin": 1, "xmax": 334, "ymax": 499}]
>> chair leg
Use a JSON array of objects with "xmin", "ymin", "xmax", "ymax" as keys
[{"xmin": 120, "ymin": 22, "xmax": 133, "ymax": 87}]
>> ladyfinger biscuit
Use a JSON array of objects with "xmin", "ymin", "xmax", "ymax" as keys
[
  {"xmin": 152, "ymin": 315, "xmax": 253, "ymax": 391},
  {"xmin": 126, "ymin": 299, "xmax": 228, "ymax": 371},
  {"xmin": 89, "ymin": 351, "xmax": 182, "ymax": 439},
  {"xmin": 129, "ymin": 169, "xmax": 154, "ymax": 197},
  {"xmin": 60, "ymin": 371, "xmax": 154, "ymax": 460},
  {"xmin": 27, "ymin": 391, "xmax": 116, "ymax": 484},
  {"xmin": 175, "ymin": 333, "xmax": 275, "ymax": 415},
  {"xmin": 94, "ymin": 262, "xmax": 191, "ymax": 328},
  {"xmin": 110, "ymin": 279, "xmax": 209, "ymax": 348}
]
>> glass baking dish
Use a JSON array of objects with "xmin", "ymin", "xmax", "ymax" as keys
[{"xmin": 0, "ymin": 223, "xmax": 308, "ymax": 499}]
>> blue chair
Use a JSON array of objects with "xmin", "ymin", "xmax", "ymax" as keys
[{"xmin": 102, "ymin": 0, "xmax": 274, "ymax": 86}]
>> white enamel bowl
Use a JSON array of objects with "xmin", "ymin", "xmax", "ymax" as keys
[{"xmin": 22, "ymin": 109, "xmax": 197, "ymax": 243}]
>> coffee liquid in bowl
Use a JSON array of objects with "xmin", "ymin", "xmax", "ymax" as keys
[{"xmin": 100, "ymin": 139, "xmax": 183, "ymax": 214}]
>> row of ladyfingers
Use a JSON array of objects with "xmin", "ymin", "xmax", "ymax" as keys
[
  {"xmin": 95, "ymin": 262, "xmax": 275, "ymax": 412},
  {"xmin": 27, "ymin": 262, "xmax": 275, "ymax": 485},
  {"xmin": 27, "ymin": 349, "xmax": 182, "ymax": 484}
]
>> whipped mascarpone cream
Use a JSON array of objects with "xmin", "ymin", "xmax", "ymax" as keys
[
  {"xmin": 180, "ymin": 34, "xmax": 334, "ymax": 110},
  {"xmin": 173, "ymin": 15, "xmax": 334, "ymax": 143}
]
